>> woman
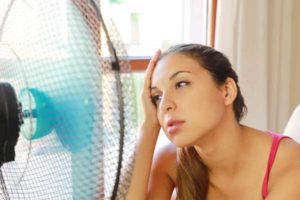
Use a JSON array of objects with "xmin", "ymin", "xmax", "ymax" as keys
[{"xmin": 126, "ymin": 44, "xmax": 300, "ymax": 200}]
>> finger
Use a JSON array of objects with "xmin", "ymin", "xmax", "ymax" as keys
[
  {"xmin": 148, "ymin": 49, "xmax": 161, "ymax": 69},
  {"xmin": 144, "ymin": 50, "xmax": 161, "ymax": 82},
  {"xmin": 143, "ymin": 50, "xmax": 161, "ymax": 92}
]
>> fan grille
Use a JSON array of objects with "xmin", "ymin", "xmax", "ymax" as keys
[{"xmin": 0, "ymin": 0, "xmax": 137, "ymax": 199}]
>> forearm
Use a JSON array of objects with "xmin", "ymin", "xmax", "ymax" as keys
[{"xmin": 126, "ymin": 125, "xmax": 160, "ymax": 200}]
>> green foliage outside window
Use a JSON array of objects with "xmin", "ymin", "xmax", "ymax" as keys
[{"xmin": 110, "ymin": 0, "xmax": 126, "ymax": 4}]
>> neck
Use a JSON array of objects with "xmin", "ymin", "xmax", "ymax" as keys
[{"xmin": 194, "ymin": 118, "xmax": 249, "ymax": 177}]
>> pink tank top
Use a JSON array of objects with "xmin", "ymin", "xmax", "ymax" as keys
[{"xmin": 261, "ymin": 132, "xmax": 289, "ymax": 199}]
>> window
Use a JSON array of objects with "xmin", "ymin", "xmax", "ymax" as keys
[{"xmin": 101, "ymin": 0, "xmax": 208, "ymax": 57}]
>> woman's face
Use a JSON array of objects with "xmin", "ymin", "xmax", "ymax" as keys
[{"xmin": 151, "ymin": 53, "xmax": 227, "ymax": 147}]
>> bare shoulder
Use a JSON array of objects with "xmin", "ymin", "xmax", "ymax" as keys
[
  {"xmin": 153, "ymin": 142, "xmax": 177, "ymax": 182},
  {"xmin": 147, "ymin": 142, "xmax": 177, "ymax": 199},
  {"xmin": 276, "ymin": 137, "xmax": 300, "ymax": 169},
  {"xmin": 268, "ymin": 137, "xmax": 300, "ymax": 197}
]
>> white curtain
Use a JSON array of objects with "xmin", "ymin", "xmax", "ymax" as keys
[{"xmin": 215, "ymin": 0, "xmax": 300, "ymax": 133}]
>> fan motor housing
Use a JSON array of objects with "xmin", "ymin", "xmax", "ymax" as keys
[{"xmin": 0, "ymin": 82, "xmax": 20, "ymax": 166}]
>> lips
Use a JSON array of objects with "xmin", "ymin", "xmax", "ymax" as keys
[{"xmin": 167, "ymin": 120, "xmax": 185, "ymax": 134}]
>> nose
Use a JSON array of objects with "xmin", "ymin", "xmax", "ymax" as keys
[{"xmin": 159, "ymin": 94, "xmax": 176, "ymax": 113}]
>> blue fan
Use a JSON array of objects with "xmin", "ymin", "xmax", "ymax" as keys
[{"xmin": 0, "ymin": 0, "xmax": 137, "ymax": 199}]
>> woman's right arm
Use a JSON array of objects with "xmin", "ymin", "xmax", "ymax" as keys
[
  {"xmin": 126, "ymin": 50, "xmax": 174, "ymax": 200},
  {"xmin": 125, "ymin": 124, "xmax": 160, "ymax": 200},
  {"xmin": 126, "ymin": 126, "xmax": 176, "ymax": 200}
]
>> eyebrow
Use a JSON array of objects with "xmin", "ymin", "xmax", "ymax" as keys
[
  {"xmin": 151, "ymin": 70, "xmax": 192, "ymax": 90},
  {"xmin": 169, "ymin": 70, "xmax": 192, "ymax": 80}
]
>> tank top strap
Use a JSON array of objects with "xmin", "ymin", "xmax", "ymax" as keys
[{"xmin": 262, "ymin": 132, "xmax": 290, "ymax": 199}]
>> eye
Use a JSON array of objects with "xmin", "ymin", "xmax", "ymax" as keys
[
  {"xmin": 151, "ymin": 95, "xmax": 162, "ymax": 105},
  {"xmin": 175, "ymin": 81, "xmax": 190, "ymax": 88}
]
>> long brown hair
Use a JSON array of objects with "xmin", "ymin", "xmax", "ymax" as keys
[{"xmin": 159, "ymin": 44, "xmax": 247, "ymax": 199}]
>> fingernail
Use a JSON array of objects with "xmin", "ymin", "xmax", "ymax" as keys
[{"xmin": 155, "ymin": 49, "xmax": 161, "ymax": 58}]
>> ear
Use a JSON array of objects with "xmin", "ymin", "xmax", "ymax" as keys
[{"xmin": 222, "ymin": 78, "xmax": 237, "ymax": 106}]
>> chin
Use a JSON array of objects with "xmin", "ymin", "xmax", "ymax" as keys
[{"xmin": 170, "ymin": 137, "xmax": 195, "ymax": 148}]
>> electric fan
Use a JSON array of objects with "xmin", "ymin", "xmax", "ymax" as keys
[{"xmin": 0, "ymin": 0, "xmax": 137, "ymax": 199}]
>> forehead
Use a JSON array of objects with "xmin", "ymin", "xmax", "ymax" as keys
[{"xmin": 151, "ymin": 53, "xmax": 204, "ymax": 85}]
